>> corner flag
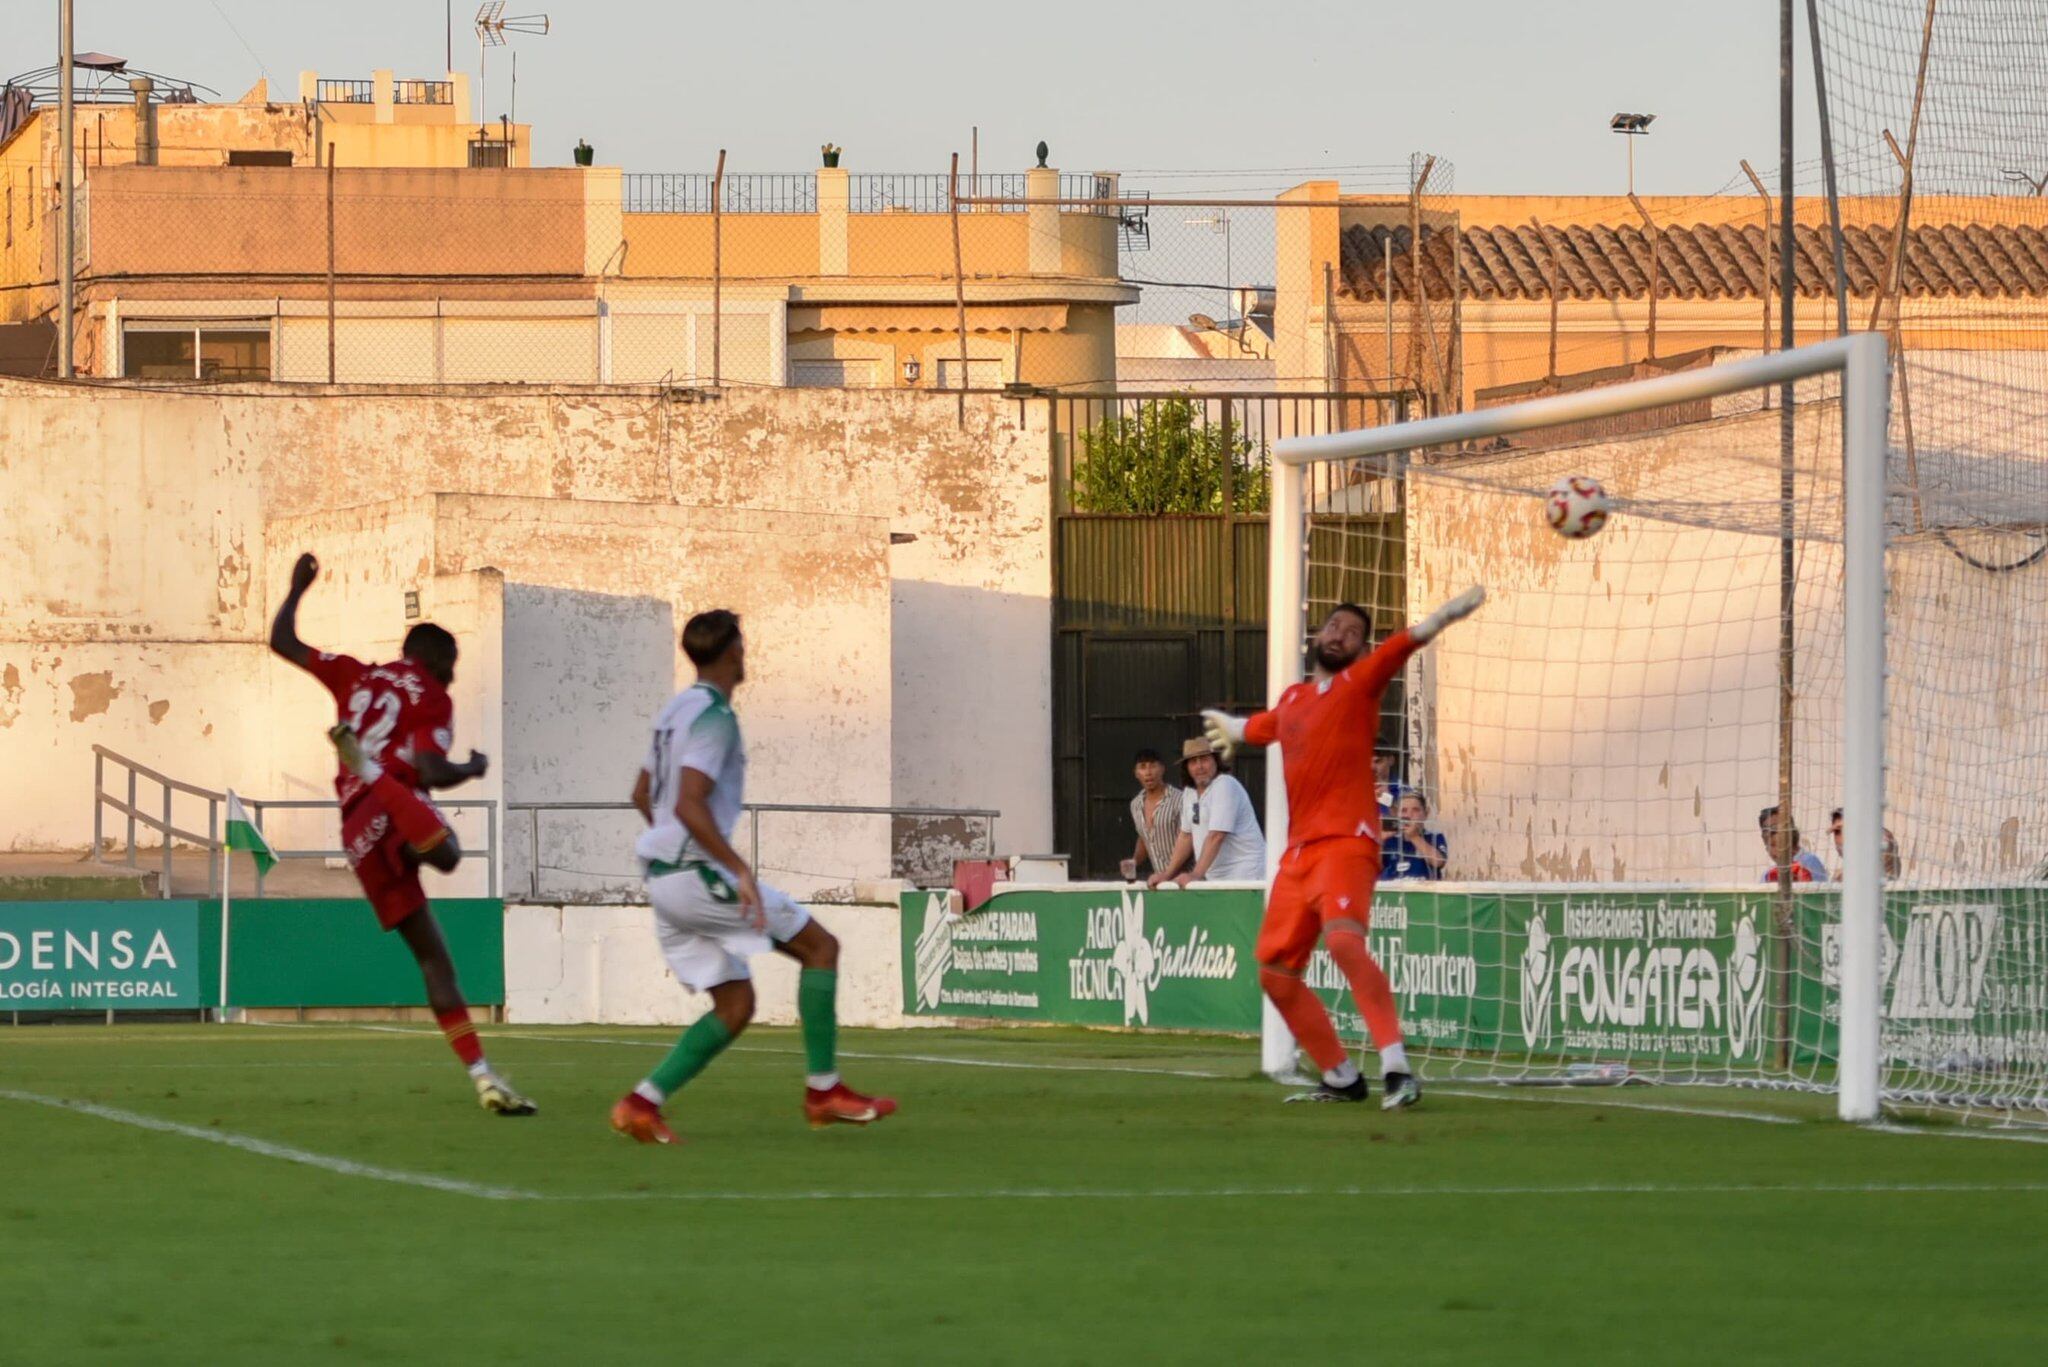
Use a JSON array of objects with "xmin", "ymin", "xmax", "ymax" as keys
[{"xmin": 224, "ymin": 791, "xmax": 276, "ymax": 876}]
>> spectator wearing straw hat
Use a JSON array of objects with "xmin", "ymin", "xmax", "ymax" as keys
[{"xmin": 1149, "ymin": 737, "xmax": 1267, "ymax": 888}]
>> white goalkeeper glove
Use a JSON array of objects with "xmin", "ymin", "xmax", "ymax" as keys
[
  {"xmin": 1201, "ymin": 709, "xmax": 1248, "ymax": 762},
  {"xmin": 1412, "ymin": 585, "xmax": 1486, "ymax": 644}
]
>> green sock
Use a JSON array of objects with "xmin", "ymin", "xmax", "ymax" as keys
[
  {"xmin": 798, "ymin": 968, "xmax": 838, "ymax": 1077},
  {"xmin": 646, "ymin": 1013, "xmax": 734, "ymax": 1100}
]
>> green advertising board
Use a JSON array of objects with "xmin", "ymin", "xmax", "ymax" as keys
[
  {"xmin": 0, "ymin": 899, "xmax": 505, "ymax": 1012},
  {"xmin": 904, "ymin": 882, "xmax": 2045, "ymax": 1078},
  {"xmin": 0, "ymin": 902, "xmax": 203, "ymax": 1010},
  {"xmin": 900, "ymin": 883, "xmax": 1897, "ymax": 1073},
  {"xmin": 1794, "ymin": 887, "xmax": 2048, "ymax": 1077},
  {"xmin": 202, "ymin": 899, "xmax": 506, "ymax": 1008},
  {"xmin": 902, "ymin": 884, "xmax": 1264, "ymax": 1031}
]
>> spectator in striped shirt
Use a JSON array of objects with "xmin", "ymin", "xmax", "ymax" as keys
[{"xmin": 1122, "ymin": 749, "xmax": 1184, "ymax": 882}]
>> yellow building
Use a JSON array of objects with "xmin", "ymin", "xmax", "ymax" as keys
[
  {"xmin": 3, "ymin": 59, "xmax": 1127, "ymax": 388},
  {"xmin": 1272, "ymin": 184, "xmax": 2048, "ymax": 412},
  {"xmin": 1, "ymin": 57, "xmax": 529, "ymax": 354}
]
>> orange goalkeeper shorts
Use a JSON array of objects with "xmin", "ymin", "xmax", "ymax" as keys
[{"xmin": 1257, "ymin": 836, "xmax": 1381, "ymax": 971}]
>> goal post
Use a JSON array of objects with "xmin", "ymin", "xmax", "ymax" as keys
[{"xmin": 1262, "ymin": 334, "xmax": 1893, "ymax": 1122}]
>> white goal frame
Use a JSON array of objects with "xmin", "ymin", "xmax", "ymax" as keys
[{"xmin": 1263, "ymin": 333, "xmax": 1891, "ymax": 1122}]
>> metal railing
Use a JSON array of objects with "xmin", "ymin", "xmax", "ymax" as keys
[
  {"xmin": 90, "ymin": 745, "xmax": 498, "ymax": 899},
  {"xmin": 314, "ymin": 79, "xmax": 374, "ymax": 104},
  {"xmin": 393, "ymin": 80, "xmax": 453, "ymax": 105},
  {"xmin": 1059, "ymin": 172, "xmax": 1118, "ymax": 215},
  {"xmin": 622, "ymin": 172, "xmax": 818, "ymax": 214},
  {"xmin": 507, "ymin": 800, "xmax": 999, "ymax": 903},
  {"xmin": 848, "ymin": 173, "xmax": 994, "ymax": 214}
]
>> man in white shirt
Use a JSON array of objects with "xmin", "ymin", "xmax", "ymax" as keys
[
  {"xmin": 609, "ymin": 609, "xmax": 897, "ymax": 1144},
  {"xmin": 1149, "ymin": 737, "xmax": 1268, "ymax": 887}
]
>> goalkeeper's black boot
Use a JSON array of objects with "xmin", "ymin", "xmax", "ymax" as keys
[
  {"xmin": 1380, "ymin": 1072, "xmax": 1423, "ymax": 1111},
  {"xmin": 1284, "ymin": 1075, "xmax": 1369, "ymax": 1104}
]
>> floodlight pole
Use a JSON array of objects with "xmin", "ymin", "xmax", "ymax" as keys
[{"xmin": 58, "ymin": 0, "xmax": 75, "ymax": 379}]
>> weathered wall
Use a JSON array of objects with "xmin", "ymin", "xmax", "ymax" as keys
[
  {"xmin": 0, "ymin": 379, "xmax": 1053, "ymax": 862},
  {"xmin": 86, "ymin": 166, "xmax": 589, "ymax": 278},
  {"xmin": 1404, "ymin": 400, "xmax": 2048, "ymax": 885},
  {"xmin": 503, "ymin": 901, "xmax": 917, "ymax": 1028}
]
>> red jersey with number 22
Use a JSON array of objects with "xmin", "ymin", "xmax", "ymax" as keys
[
  {"xmin": 301, "ymin": 652, "xmax": 454, "ymax": 810},
  {"xmin": 1243, "ymin": 629, "xmax": 1420, "ymax": 851}
]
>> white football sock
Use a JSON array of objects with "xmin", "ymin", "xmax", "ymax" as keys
[
  {"xmin": 806, "ymin": 1072, "xmax": 841, "ymax": 1091},
  {"xmin": 466, "ymin": 1059, "xmax": 492, "ymax": 1080},
  {"xmin": 633, "ymin": 1080, "xmax": 667, "ymax": 1106},
  {"xmin": 1322, "ymin": 1060, "xmax": 1361, "ymax": 1088},
  {"xmin": 1379, "ymin": 1043, "xmax": 1410, "ymax": 1077}
]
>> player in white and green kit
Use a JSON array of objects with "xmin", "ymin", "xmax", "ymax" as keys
[{"xmin": 610, "ymin": 609, "xmax": 899, "ymax": 1144}]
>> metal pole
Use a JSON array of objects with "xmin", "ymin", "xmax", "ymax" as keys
[
  {"xmin": 1740, "ymin": 160, "xmax": 1773, "ymax": 358},
  {"xmin": 1261, "ymin": 454, "xmax": 1305, "ymax": 1080},
  {"xmin": 1628, "ymin": 192, "xmax": 1660, "ymax": 360},
  {"xmin": 162, "ymin": 786, "xmax": 173, "ymax": 894},
  {"xmin": 93, "ymin": 750, "xmax": 103, "ymax": 857},
  {"xmin": 1775, "ymin": 0, "xmax": 1797, "ymax": 1070},
  {"xmin": 1531, "ymin": 217, "xmax": 1559, "ymax": 380},
  {"xmin": 254, "ymin": 805, "xmax": 267, "ymax": 898},
  {"xmin": 218, "ymin": 838, "xmax": 232, "ymax": 1021},
  {"xmin": 326, "ymin": 142, "xmax": 337, "ymax": 384},
  {"xmin": 1838, "ymin": 333, "xmax": 1890, "ymax": 1122},
  {"xmin": 711, "ymin": 148, "xmax": 725, "ymax": 386},
  {"xmin": 950, "ymin": 151, "xmax": 970, "ymax": 424},
  {"xmin": 486, "ymin": 801, "xmax": 498, "ymax": 899},
  {"xmin": 1382, "ymin": 233, "xmax": 1393, "ymax": 389},
  {"xmin": 1805, "ymin": 0, "xmax": 1850, "ymax": 336},
  {"xmin": 57, "ymin": 0, "xmax": 75, "ymax": 379},
  {"xmin": 126, "ymin": 767, "xmax": 137, "ymax": 865},
  {"xmin": 529, "ymin": 806, "xmax": 541, "ymax": 900}
]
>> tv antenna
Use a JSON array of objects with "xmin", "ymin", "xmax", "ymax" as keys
[{"xmin": 474, "ymin": 3, "xmax": 550, "ymax": 124}]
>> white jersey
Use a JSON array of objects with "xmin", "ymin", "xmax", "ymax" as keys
[
  {"xmin": 634, "ymin": 681, "xmax": 745, "ymax": 873},
  {"xmin": 1179, "ymin": 773, "xmax": 1267, "ymax": 881}
]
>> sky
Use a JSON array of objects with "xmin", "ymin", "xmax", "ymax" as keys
[{"xmin": 11, "ymin": 0, "xmax": 1831, "ymax": 195}]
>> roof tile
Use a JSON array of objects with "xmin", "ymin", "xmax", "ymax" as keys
[{"xmin": 1337, "ymin": 220, "xmax": 2048, "ymax": 302}]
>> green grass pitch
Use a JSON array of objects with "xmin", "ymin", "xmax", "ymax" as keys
[{"xmin": 3, "ymin": 1022, "xmax": 2045, "ymax": 1364}]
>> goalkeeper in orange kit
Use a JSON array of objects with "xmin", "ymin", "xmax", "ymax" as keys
[{"xmin": 1203, "ymin": 586, "xmax": 1485, "ymax": 1109}]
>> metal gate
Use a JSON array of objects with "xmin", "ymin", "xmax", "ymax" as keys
[{"xmin": 1050, "ymin": 391, "xmax": 1409, "ymax": 878}]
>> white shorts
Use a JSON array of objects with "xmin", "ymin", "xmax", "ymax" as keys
[{"xmin": 646, "ymin": 862, "xmax": 811, "ymax": 992}]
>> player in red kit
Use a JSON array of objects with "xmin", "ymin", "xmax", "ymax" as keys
[
  {"xmin": 269, "ymin": 552, "xmax": 536, "ymax": 1116},
  {"xmin": 1203, "ymin": 587, "xmax": 1484, "ymax": 1109}
]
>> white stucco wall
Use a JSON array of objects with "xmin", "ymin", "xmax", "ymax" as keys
[
  {"xmin": 1405, "ymin": 399, "xmax": 2048, "ymax": 885},
  {"xmin": 504, "ymin": 901, "xmax": 916, "ymax": 1028},
  {"xmin": 0, "ymin": 379, "xmax": 1054, "ymax": 867}
]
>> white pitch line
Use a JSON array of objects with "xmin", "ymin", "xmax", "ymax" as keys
[
  {"xmin": 359, "ymin": 1025, "xmax": 1241, "ymax": 1080},
  {"xmin": 1434, "ymin": 1086, "xmax": 1805, "ymax": 1126},
  {"xmin": 547, "ymin": 1178, "xmax": 2048, "ymax": 1205},
  {"xmin": 9, "ymin": 1085, "xmax": 2045, "ymax": 1207},
  {"xmin": 1870, "ymin": 1120, "xmax": 2048, "ymax": 1146},
  {"xmin": 0, "ymin": 1087, "xmax": 539, "ymax": 1201}
]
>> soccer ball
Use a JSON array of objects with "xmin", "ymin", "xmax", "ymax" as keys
[{"xmin": 1545, "ymin": 475, "xmax": 1610, "ymax": 539}]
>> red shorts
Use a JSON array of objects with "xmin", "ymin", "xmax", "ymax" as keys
[
  {"xmin": 1258, "ymin": 837, "xmax": 1380, "ymax": 971},
  {"xmin": 340, "ymin": 790, "xmax": 449, "ymax": 931}
]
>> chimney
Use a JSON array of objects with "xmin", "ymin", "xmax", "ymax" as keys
[{"xmin": 130, "ymin": 78, "xmax": 156, "ymax": 166}]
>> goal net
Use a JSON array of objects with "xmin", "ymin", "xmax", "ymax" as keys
[{"xmin": 1266, "ymin": 335, "xmax": 2048, "ymax": 1126}]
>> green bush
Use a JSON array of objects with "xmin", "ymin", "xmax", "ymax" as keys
[{"xmin": 1071, "ymin": 396, "xmax": 1268, "ymax": 514}]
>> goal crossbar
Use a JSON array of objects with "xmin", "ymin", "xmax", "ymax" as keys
[{"xmin": 1263, "ymin": 333, "xmax": 1892, "ymax": 1121}]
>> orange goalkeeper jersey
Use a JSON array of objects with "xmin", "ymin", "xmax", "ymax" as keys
[{"xmin": 1244, "ymin": 629, "xmax": 1420, "ymax": 850}]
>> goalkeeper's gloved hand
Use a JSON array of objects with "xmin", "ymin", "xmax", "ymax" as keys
[
  {"xmin": 1412, "ymin": 585, "xmax": 1487, "ymax": 643},
  {"xmin": 1201, "ymin": 709, "xmax": 1248, "ymax": 762}
]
